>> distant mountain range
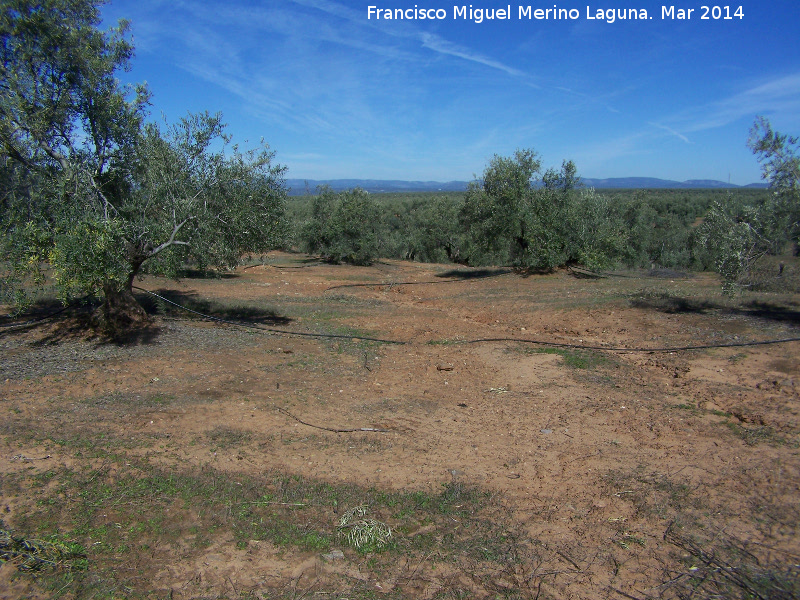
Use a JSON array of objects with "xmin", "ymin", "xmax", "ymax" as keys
[
  {"xmin": 286, "ymin": 177, "xmax": 767, "ymax": 195},
  {"xmin": 580, "ymin": 177, "xmax": 768, "ymax": 190},
  {"xmin": 286, "ymin": 179, "xmax": 469, "ymax": 195}
]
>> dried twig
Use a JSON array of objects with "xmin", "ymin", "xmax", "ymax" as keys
[
  {"xmin": 245, "ymin": 501, "xmax": 307, "ymax": 507},
  {"xmin": 400, "ymin": 549, "xmax": 438, "ymax": 583},
  {"xmin": 556, "ymin": 549, "xmax": 582, "ymax": 572},
  {"xmin": 276, "ymin": 407, "xmax": 390, "ymax": 433},
  {"xmin": 662, "ymin": 525, "xmax": 796, "ymax": 600},
  {"xmin": 611, "ymin": 587, "xmax": 647, "ymax": 600}
]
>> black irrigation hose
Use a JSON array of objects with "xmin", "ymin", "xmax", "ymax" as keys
[
  {"xmin": 567, "ymin": 265, "xmax": 698, "ymax": 280},
  {"xmin": 326, "ymin": 280, "xmax": 446, "ymax": 292},
  {"xmin": 134, "ymin": 286, "xmax": 800, "ymax": 354},
  {"xmin": 462, "ymin": 336, "xmax": 800, "ymax": 353},
  {"xmin": 324, "ymin": 271, "xmax": 513, "ymax": 292},
  {"xmin": 132, "ymin": 286, "xmax": 404, "ymax": 345},
  {"xmin": 325, "ymin": 265, "xmax": 686, "ymax": 293}
]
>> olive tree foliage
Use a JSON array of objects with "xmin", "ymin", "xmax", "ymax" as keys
[
  {"xmin": 380, "ymin": 195, "xmax": 467, "ymax": 264},
  {"xmin": 1, "ymin": 0, "xmax": 147, "ymax": 309},
  {"xmin": 695, "ymin": 200, "xmax": 765, "ymax": 294},
  {"xmin": 696, "ymin": 117, "xmax": 799, "ymax": 294},
  {"xmin": 301, "ymin": 187, "xmax": 381, "ymax": 265},
  {"xmin": 562, "ymin": 187, "xmax": 628, "ymax": 270},
  {"xmin": 460, "ymin": 149, "xmax": 540, "ymax": 266},
  {"xmin": 132, "ymin": 114, "xmax": 287, "ymax": 279},
  {"xmin": 411, "ymin": 195, "xmax": 468, "ymax": 264},
  {"xmin": 619, "ymin": 191, "xmax": 695, "ymax": 269},
  {"xmin": 751, "ymin": 117, "xmax": 800, "ymax": 198},
  {"xmin": 0, "ymin": 0, "xmax": 287, "ymax": 330},
  {"xmin": 460, "ymin": 150, "xmax": 626, "ymax": 270}
]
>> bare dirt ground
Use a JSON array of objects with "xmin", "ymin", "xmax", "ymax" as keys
[{"xmin": 1, "ymin": 252, "xmax": 799, "ymax": 599}]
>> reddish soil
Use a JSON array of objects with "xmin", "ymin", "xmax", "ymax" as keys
[{"xmin": 1, "ymin": 252, "xmax": 799, "ymax": 599}]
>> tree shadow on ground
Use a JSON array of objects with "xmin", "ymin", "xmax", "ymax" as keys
[
  {"xmin": 647, "ymin": 267, "xmax": 693, "ymax": 279},
  {"xmin": 435, "ymin": 268, "xmax": 512, "ymax": 280},
  {"xmin": 324, "ymin": 268, "xmax": 512, "ymax": 292},
  {"xmin": 630, "ymin": 293, "xmax": 800, "ymax": 326},
  {"xmin": 0, "ymin": 299, "xmax": 92, "ymax": 341},
  {"xmin": 515, "ymin": 267, "xmax": 559, "ymax": 279},
  {"xmin": 138, "ymin": 289, "xmax": 293, "ymax": 326},
  {"xmin": 0, "ymin": 297, "xmax": 72, "ymax": 328},
  {"xmin": 0, "ymin": 299, "xmax": 164, "ymax": 346},
  {"xmin": 244, "ymin": 253, "xmax": 333, "ymax": 269},
  {"xmin": 629, "ymin": 295, "xmax": 717, "ymax": 314},
  {"xmin": 739, "ymin": 300, "xmax": 800, "ymax": 326},
  {"xmin": 569, "ymin": 267, "xmax": 606, "ymax": 279},
  {"xmin": 281, "ymin": 257, "xmax": 331, "ymax": 267},
  {"xmin": 242, "ymin": 258, "xmax": 324, "ymax": 270},
  {"xmin": 103, "ymin": 322, "xmax": 163, "ymax": 346},
  {"xmin": 0, "ymin": 291, "xmax": 290, "ymax": 343},
  {"xmin": 178, "ymin": 268, "xmax": 240, "ymax": 279}
]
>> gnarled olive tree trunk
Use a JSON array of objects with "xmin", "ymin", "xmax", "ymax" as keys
[
  {"xmin": 96, "ymin": 254, "xmax": 150, "ymax": 335},
  {"xmin": 99, "ymin": 283, "xmax": 149, "ymax": 334}
]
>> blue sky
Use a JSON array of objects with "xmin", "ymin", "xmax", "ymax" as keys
[{"xmin": 100, "ymin": 1, "xmax": 800, "ymax": 185}]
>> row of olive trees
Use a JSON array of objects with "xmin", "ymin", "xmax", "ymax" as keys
[
  {"xmin": 1, "ymin": 0, "xmax": 287, "ymax": 332},
  {"xmin": 298, "ymin": 153, "xmax": 701, "ymax": 272},
  {"xmin": 298, "ymin": 126, "xmax": 796, "ymax": 293}
]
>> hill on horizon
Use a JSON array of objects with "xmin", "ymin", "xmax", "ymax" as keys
[{"xmin": 286, "ymin": 177, "xmax": 768, "ymax": 195}]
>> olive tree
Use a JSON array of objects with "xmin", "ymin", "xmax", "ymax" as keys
[
  {"xmin": 461, "ymin": 150, "xmax": 625, "ymax": 270},
  {"xmin": 697, "ymin": 118, "xmax": 799, "ymax": 293},
  {"xmin": 411, "ymin": 195, "xmax": 468, "ymax": 264},
  {"xmin": 1, "ymin": 0, "xmax": 287, "ymax": 331},
  {"xmin": 748, "ymin": 117, "xmax": 799, "ymax": 252},
  {"xmin": 460, "ymin": 149, "xmax": 546, "ymax": 267},
  {"xmin": 301, "ymin": 187, "xmax": 381, "ymax": 265},
  {"xmin": 562, "ymin": 187, "xmax": 628, "ymax": 271}
]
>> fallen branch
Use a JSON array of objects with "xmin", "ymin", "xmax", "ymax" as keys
[{"xmin": 275, "ymin": 407, "xmax": 391, "ymax": 433}]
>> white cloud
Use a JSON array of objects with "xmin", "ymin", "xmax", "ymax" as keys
[
  {"xmin": 649, "ymin": 122, "xmax": 691, "ymax": 143},
  {"xmin": 417, "ymin": 32, "xmax": 529, "ymax": 79},
  {"xmin": 670, "ymin": 72, "xmax": 800, "ymax": 133},
  {"xmin": 293, "ymin": 0, "xmax": 530, "ymax": 79}
]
